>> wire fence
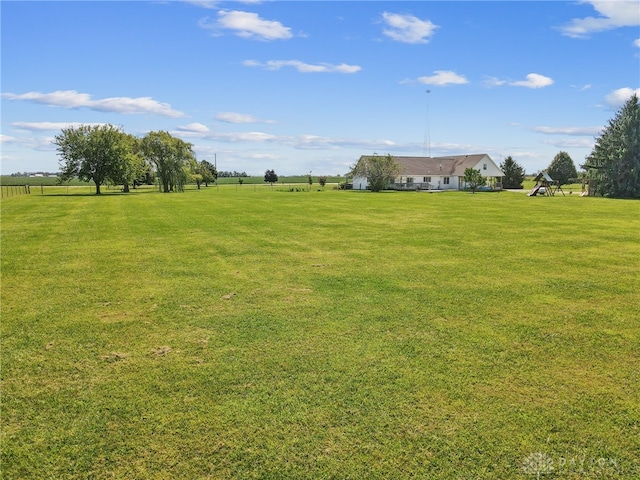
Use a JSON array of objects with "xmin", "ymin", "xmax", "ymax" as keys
[
  {"xmin": 1, "ymin": 184, "xmax": 31, "ymax": 198},
  {"xmin": 0, "ymin": 182, "xmax": 344, "ymax": 198}
]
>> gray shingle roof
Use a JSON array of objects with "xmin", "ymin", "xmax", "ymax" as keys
[
  {"xmin": 356, "ymin": 154, "xmax": 495, "ymax": 176},
  {"xmin": 392, "ymin": 154, "xmax": 489, "ymax": 176}
]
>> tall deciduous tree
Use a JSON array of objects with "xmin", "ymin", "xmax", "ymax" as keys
[
  {"xmin": 111, "ymin": 134, "xmax": 146, "ymax": 193},
  {"xmin": 199, "ymin": 160, "xmax": 217, "ymax": 187},
  {"xmin": 583, "ymin": 94, "xmax": 640, "ymax": 198},
  {"xmin": 463, "ymin": 167, "xmax": 486, "ymax": 193},
  {"xmin": 546, "ymin": 151, "xmax": 578, "ymax": 185},
  {"xmin": 500, "ymin": 156, "xmax": 526, "ymax": 189},
  {"xmin": 141, "ymin": 131, "xmax": 194, "ymax": 193},
  {"xmin": 351, "ymin": 153, "xmax": 401, "ymax": 192},
  {"xmin": 54, "ymin": 124, "xmax": 129, "ymax": 195}
]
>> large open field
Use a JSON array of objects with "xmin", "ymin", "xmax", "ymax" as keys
[{"xmin": 1, "ymin": 187, "xmax": 638, "ymax": 479}]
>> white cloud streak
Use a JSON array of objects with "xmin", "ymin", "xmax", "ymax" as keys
[
  {"xmin": 183, "ymin": 0, "xmax": 219, "ymax": 9},
  {"xmin": 559, "ymin": 1, "xmax": 640, "ymax": 38},
  {"xmin": 177, "ymin": 122, "xmax": 210, "ymax": 133},
  {"xmin": 199, "ymin": 10, "xmax": 293, "ymax": 41},
  {"xmin": 243, "ymin": 59, "xmax": 361, "ymax": 74},
  {"xmin": 1, "ymin": 90, "xmax": 185, "ymax": 117},
  {"xmin": 11, "ymin": 121, "xmax": 106, "ymax": 131},
  {"xmin": 510, "ymin": 73, "xmax": 554, "ymax": 89},
  {"xmin": 215, "ymin": 112, "xmax": 276, "ymax": 124},
  {"xmin": 534, "ymin": 126, "xmax": 603, "ymax": 136},
  {"xmin": 381, "ymin": 12, "xmax": 438, "ymax": 44},
  {"xmin": 605, "ymin": 87, "xmax": 640, "ymax": 107},
  {"xmin": 417, "ymin": 70, "xmax": 469, "ymax": 86},
  {"xmin": 171, "ymin": 128, "xmax": 398, "ymax": 151}
]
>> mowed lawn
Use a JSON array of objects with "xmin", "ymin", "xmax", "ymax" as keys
[{"xmin": 1, "ymin": 187, "xmax": 638, "ymax": 479}]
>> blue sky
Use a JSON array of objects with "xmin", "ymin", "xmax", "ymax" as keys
[{"xmin": 1, "ymin": 1, "xmax": 639, "ymax": 176}]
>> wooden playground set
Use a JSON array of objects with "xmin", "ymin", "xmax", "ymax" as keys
[{"xmin": 528, "ymin": 172, "xmax": 595, "ymax": 197}]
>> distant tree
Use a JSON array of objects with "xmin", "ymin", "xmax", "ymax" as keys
[
  {"xmin": 318, "ymin": 176, "xmax": 327, "ymax": 189},
  {"xmin": 463, "ymin": 167, "xmax": 487, "ymax": 193},
  {"xmin": 141, "ymin": 131, "xmax": 194, "ymax": 192},
  {"xmin": 54, "ymin": 124, "xmax": 129, "ymax": 195},
  {"xmin": 583, "ymin": 94, "xmax": 640, "ymax": 198},
  {"xmin": 199, "ymin": 160, "xmax": 217, "ymax": 186},
  {"xmin": 351, "ymin": 153, "xmax": 401, "ymax": 192},
  {"xmin": 238, "ymin": 177, "xmax": 244, "ymax": 185},
  {"xmin": 308, "ymin": 172, "xmax": 313, "ymax": 189},
  {"xmin": 546, "ymin": 151, "xmax": 578, "ymax": 185},
  {"xmin": 500, "ymin": 156, "xmax": 526, "ymax": 189},
  {"xmin": 264, "ymin": 169, "xmax": 278, "ymax": 184},
  {"xmin": 186, "ymin": 158, "xmax": 204, "ymax": 189},
  {"xmin": 110, "ymin": 134, "xmax": 147, "ymax": 193}
]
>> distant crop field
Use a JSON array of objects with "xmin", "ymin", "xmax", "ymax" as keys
[
  {"xmin": 1, "ymin": 175, "xmax": 94, "ymax": 186},
  {"xmin": 1, "ymin": 188, "xmax": 638, "ymax": 479}
]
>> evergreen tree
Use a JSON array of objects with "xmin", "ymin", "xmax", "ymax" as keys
[
  {"xmin": 583, "ymin": 94, "xmax": 640, "ymax": 198},
  {"xmin": 546, "ymin": 151, "xmax": 578, "ymax": 185},
  {"xmin": 499, "ymin": 156, "xmax": 525, "ymax": 189}
]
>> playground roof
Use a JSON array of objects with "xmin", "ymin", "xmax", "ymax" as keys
[{"xmin": 534, "ymin": 172, "xmax": 554, "ymax": 182}]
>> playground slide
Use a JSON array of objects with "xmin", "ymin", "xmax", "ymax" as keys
[{"xmin": 528, "ymin": 185, "xmax": 542, "ymax": 196}]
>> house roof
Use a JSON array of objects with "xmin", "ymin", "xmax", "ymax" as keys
[{"xmin": 357, "ymin": 154, "xmax": 497, "ymax": 177}]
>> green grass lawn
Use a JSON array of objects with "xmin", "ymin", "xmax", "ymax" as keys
[{"xmin": 1, "ymin": 187, "xmax": 638, "ymax": 479}]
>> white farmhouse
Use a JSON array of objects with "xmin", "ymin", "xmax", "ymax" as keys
[{"xmin": 352, "ymin": 154, "xmax": 504, "ymax": 191}]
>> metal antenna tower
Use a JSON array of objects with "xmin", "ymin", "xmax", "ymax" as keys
[{"xmin": 423, "ymin": 89, "xmax": 431, "ymax": 157}]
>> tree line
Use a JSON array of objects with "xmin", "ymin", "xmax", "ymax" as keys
[{"xmin": 54, "ymin": 125, "xmax": 217, "ymax": 194}]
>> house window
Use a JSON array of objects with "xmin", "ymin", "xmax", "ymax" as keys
[
  {"xmin": 483, "ymin": 163, "xmax": 487, "ymax": 170},
  {"xmin": 443, "ymin": 177, "xmax": 450, "ymax": 185},
  {"xmin": 406, "ymin": 177, "xmax": 413, "ymax": 184},
  {"xmin": 423, "ymin": 177, "xmax": 431, "ymax": 182}
]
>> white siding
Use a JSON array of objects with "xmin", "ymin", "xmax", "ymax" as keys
[
  {"xmin": 473, "ymin": 156, "xmax": 503, "ymax": 177},
  {"xmin": 353, "ymin": 176, "xmax": 368, "ymax": 190}
]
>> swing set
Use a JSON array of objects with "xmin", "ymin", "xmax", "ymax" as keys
[{"xmin": 528, "ymin": 171, "xmax": 565, "ymax": 197}]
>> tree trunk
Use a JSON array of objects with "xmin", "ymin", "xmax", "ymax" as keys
[
  {"xmin": 95, "ymin": 183, "xmax": 101, "ymax": 195},
  {"xmin": 122, "ymin": 183, "xmax": 130, "ymax": 193}
]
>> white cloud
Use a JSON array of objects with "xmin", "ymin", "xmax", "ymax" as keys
[
  {"xmin": 11, "ymin": 121, "xmax": 106, "ymax": 131},
  {"xmin": 243, "ymin": 59, "xmax": 361, "ymax": 74},
  {"xmin": 0, "ymin": 134, "xmax": 56, "ymax": 151},
  {"xmin": 213, "ymin": 131, "xmax": 278, "ymax": 142},
  {"xmin": 381, "ymin": 12, "xmax": 438, "ymax": 44},
  {"xmin": 510, "ymin": 73, "xmax": 554, "ymax": 89},
  {"xmin": 605, "ymin": 87, "xmax": 640, "ymax": 107},
  {"xmin": 541, "ymin": 137, "xmax": 597, "ymax": 149},
  {"xmin": 559, "ymin": 1, "xmax": 640, "ymax": 38},
  {"xmin": 215, "ymin": 112, "xmax": 276, "ymax": 124},
  {"xmin": 183, "ymin": 0, "xmax": 219, "ymax": 9},
  {"xmin": 483, "ymin": 76, "xmax": 507, "ymax": 87},
  {"xmin": 177, "ymin": 122, "xmax": 210, "ymax": 133},
  {"xmin": 534, "ymin": 126, "xmax": 603, "ymax": 136},
  {"xmin": 634, "ymin": 38, "xmax": 640, "ymax": 47},
  {"xmin": 417, "ymin": 70, "xmax": 469, "ymax": 86},
  {"xmin": 200, "ymin": 10, "xmax": 293, "ymax": 41},
  {"xmin": 1, "ymin": 90, "xmax": 185, "ymax": 117}
]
